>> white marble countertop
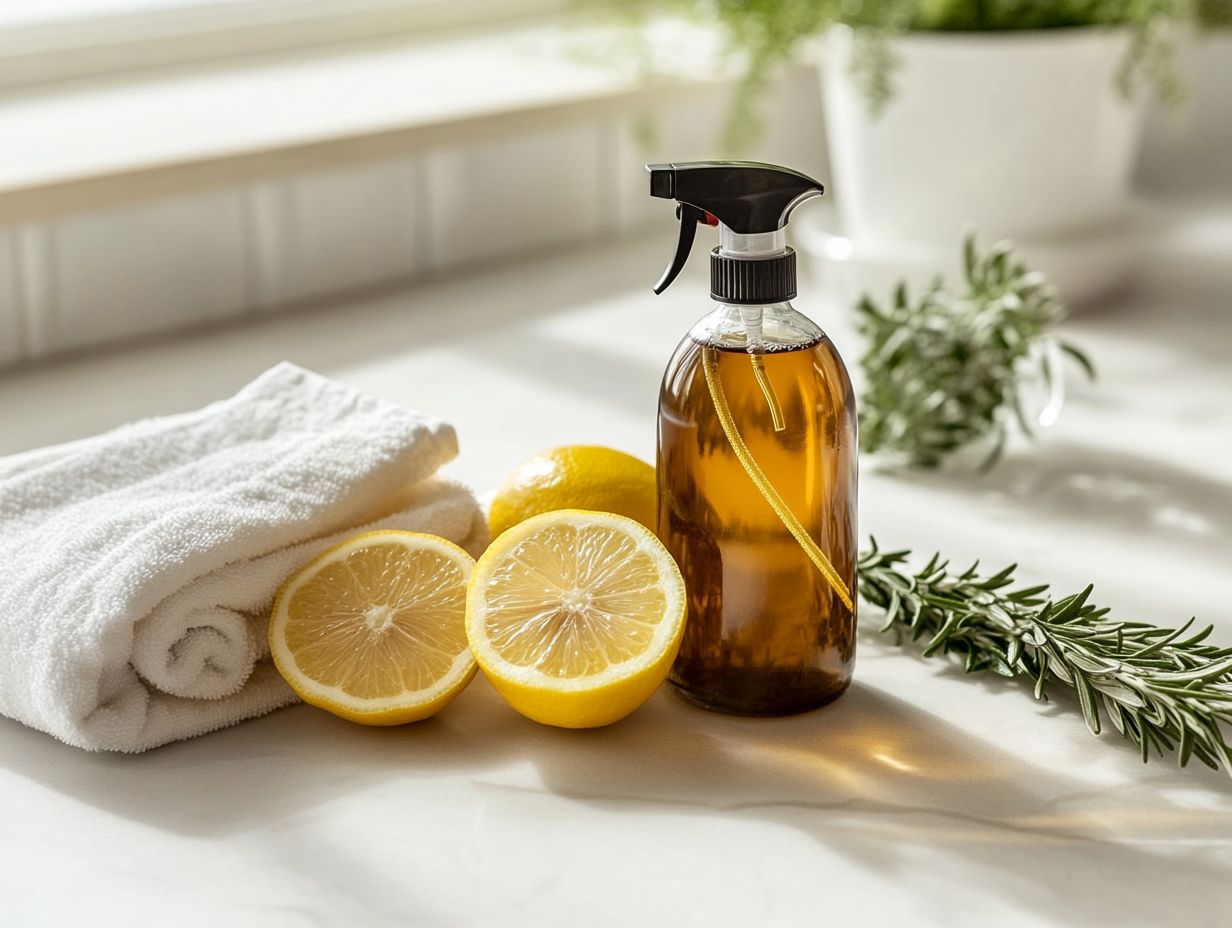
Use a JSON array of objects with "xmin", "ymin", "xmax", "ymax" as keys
[{"xmin": 1, "ymin": 211, "xmax": 1230, "ymax": 927}]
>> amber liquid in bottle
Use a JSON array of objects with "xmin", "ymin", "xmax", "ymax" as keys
[{"xmin": 657, "ymin": 303, "xmax": 857, "ymax": 716}]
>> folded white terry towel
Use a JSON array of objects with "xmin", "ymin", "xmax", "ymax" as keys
[{"xmin": 0, "ymin": 363, "xmax": 486, "ymax": 752}]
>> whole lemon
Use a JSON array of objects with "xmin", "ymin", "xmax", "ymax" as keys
[{"xmin": 488, "ymin": 446, "xmax": 657, "ymax": 540}]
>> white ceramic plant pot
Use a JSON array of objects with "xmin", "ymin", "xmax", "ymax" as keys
[{"xmin": 816, "ymin": 24, "xmax": 1148, "ymax": 304}]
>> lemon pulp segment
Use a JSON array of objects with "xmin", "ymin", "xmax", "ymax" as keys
[{"xmin": 482, "ymin": 520, "xmax": 669, "ymax": 677}]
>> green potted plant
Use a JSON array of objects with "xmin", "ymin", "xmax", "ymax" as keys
[{"xmin": 603, "ymin": 1, "xmax": 1210, "ymax": 302}]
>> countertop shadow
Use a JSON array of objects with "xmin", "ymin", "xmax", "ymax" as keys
[
  {"xmin": 525, "ymin": 683, "xmax": 1232, "ymax": 927},
  {"xmin": 887, "ymin": 439, "xmax": 1232, "ymax": 555},
  {"xmin": 3, "ymin": 671, "xmax": 1226, "ymax": 928}
]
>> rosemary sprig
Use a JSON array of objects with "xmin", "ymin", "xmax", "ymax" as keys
[
  {"xmin": 857, "ymin": 234, "xmax": 1095, "ymax": 470},
  {"xmin": 858, "ymin": 539, "xmax": 1232, "ymax": 776}
]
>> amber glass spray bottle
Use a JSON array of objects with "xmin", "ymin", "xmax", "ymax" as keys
[{"xmin": 649, "ymin": 161, "xmax": 857, "ymax": 716}]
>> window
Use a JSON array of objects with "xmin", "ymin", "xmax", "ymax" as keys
[
  {"xmin": 0, "ymin": 1, "xmax": 236, "ymax": 30},
  {"xmin": 0, "ymin": 0, "xmax": 566, "ymax": 89}
]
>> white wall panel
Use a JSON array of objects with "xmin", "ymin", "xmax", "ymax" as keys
[
  {"xmin": 426, "ymin": 124, "xmax": 602, "ymax": 270},
  {"xmin": 37, "ymin": 190, "xmax": 248, "ymax": 355},
  {"xmin": 0, "ymin": 232, "xmax": 23, "ymax": 365},
  {"xmin": 250, "ymin": 157, "xmax": 424, "ymax": 310}
]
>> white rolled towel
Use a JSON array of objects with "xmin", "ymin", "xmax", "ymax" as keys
[{"xmin": 0, "ymin": 363, "xmax": 486, "ymax": 752}]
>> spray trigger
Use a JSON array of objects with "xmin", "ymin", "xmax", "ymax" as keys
[
  {"xmin": 647, "ymin": 160, "xmax": 824, "ymax": 299},
  {"xmin": 653, "ymin": 202, "xmax": 708, "ymax": 295}
]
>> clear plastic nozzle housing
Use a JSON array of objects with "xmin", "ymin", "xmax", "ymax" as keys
[{"xmin": 718, "ymin": 227, "xmax": 786, "ymax": 259}]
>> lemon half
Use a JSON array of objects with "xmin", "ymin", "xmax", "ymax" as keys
[
  {"xmin": 466, "ymin": 510, "xmax": 686, "ymax": 728},
  {"xmin": 270, "ymin": 531, "xmax": 476, "ymax": 725}
]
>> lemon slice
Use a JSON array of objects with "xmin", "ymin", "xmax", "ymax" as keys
[
  {"xmin": 466, "ymin": 509, "xmax": 686, "ymax": 728},
  {"xmin": 270, "ymin": 531, "xmax": 477, "ymax": 725}
]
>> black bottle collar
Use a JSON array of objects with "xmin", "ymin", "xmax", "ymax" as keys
[{"xmin": 709, "ymin": 248, "xmax": 797, "ymax": 305}]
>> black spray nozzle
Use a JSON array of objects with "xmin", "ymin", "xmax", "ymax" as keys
[{"xmin": 648, "ymin": 160, "xmax": 824, "ymax": 295}]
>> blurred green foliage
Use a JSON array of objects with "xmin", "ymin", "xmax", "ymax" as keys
[
  {"xmin": 856, "ymin": 234, "xmax": 1095, "ymax": 470},
  {"xmin": 595, "ymin": 1, "xmax": 1208, "ymax": 149},
  {"xmin": 1197, "ymin": 0, "xmax": 1232, "ymax": 24}
]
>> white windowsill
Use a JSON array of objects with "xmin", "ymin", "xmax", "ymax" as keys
[
  {"xmin": 0, "ymin": 1, "xmax": 570, "ymax": 88},
  {"xmin": 0, "ymin": 20, "xmax": 734, "ymax": 224}
]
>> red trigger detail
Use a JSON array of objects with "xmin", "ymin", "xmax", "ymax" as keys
[{"xmin": 703, "ymin": 211, "xmax": 720, "ymax": 227}]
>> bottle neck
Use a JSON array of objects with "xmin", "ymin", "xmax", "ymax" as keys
[{"xmin": 690, "ymin": 300, "xmax": 824, "ymax": 352}]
